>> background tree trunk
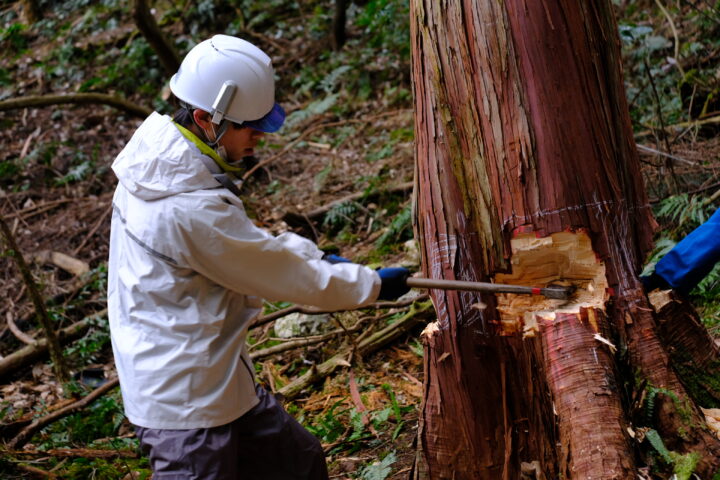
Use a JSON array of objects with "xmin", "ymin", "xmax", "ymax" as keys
[
  {"xmin": 18, "ymin": 0, "xmax": 41, "ymax": 24},
  {"xmin": 410, "ymin": 1, "xmax": 720, "ymax": 478},
  {"xmin": 131, "ymin": 0, "xmax": 181, "ymax": 77}
]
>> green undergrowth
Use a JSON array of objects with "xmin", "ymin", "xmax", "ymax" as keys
[
  {"xmin": 645, "ymin": 428, "xmax": 700, "ymax": 480},
  {"xmin": 618, "ymin": 1, "xmax": 720, "ymax": 132},
  {"xmin": 638, "ymin": 384, "xmax": 704, "ymax": 478}
]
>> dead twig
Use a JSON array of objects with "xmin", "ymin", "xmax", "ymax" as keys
[
  {"xmin": 6, "ymin": 310, "xmax": 36, "ymax": 345},
  {"xmin": 72, "ymin": 204, "xmax": 112, "ymax": 256},
  {"xmin": 8, "ymin": 377, "xmax": 120, "ymax": 450},
  {"xmin": 4, "ymin": 199, "xmax": 73, "ymax": 221},
  {"xmin": 0, "ymin": 213, "xmax": 69, "ymax": 382}
]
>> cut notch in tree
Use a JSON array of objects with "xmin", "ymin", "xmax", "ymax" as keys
[{"xmin": 492, "ymin": 230, "xmax": 608, "ymax": 337}]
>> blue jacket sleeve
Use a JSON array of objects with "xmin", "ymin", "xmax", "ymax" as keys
[{"xmin": 654, "ymin": 207, "xmax": 720, "ymax": 294}]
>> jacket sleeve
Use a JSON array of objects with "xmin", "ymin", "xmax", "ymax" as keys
[
  {"xmin": 173, "ymin": 198, "xmax": 381, "ymax": 310},
  {"xmin": 654, "ymin": 207, "xmax": 720, "ymax": 295}
]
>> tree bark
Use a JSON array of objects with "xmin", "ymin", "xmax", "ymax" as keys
[{"xmin": 411, "ymin": 0, "xmax": 720, "ymax": 478}]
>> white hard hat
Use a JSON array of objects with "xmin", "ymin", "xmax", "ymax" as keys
[{"xmin": 169, "ymin": 34, "xmax": 285, "ymax": 132}]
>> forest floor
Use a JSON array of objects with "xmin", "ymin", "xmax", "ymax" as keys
[{"xmin": 1, "ymin": 1, "xmax": 720, "ymax": 479}]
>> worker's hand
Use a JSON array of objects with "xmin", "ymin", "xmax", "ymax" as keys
[
  {"xmin": 377, "ymin": 267, "xmax": 411, "ymax": 300},
  {"xmin": 323, "ymin": 253, "xmax": 352, "ymax": 264},
  {"xmin": 640, "ymin": 271, "xmax": 671, "ymax": 292}
]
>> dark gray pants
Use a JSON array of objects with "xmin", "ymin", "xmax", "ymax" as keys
[{"xmin": 135, "ymin": 386, "xmax": 329, "ymax": 479}]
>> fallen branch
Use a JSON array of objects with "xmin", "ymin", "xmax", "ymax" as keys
[
  {"xmin": 6, "ymin": 311, "xmax": 36, "ymax": 345},
  {"xmin": 4, "ymin": 198, "xmax": 73, "ymax": 221},
  {"xmin": 1, "ymin": 272, "xmax": 101, "ymax": 344},
  {"xmin": 4, "ymin": 447, "xmax": 138, "ymax": 459},
  {"xmin": 1, "ymin": 398, "xmax": 77, "ymax": 441},
  {"xmin": 72, "ymin": 205, "xmax": 112, "ymax": 256},
  {"xmin": 277, "ymin": 299, "xmax": 433, "ymax": 400},
  {"xmin": 0, "ymin": 310, "xmax": 105, "ymax": 380},
  {"xmin": 251, "ymin": 330, "xmax": 344, "ymax": 360},
  {"xmin": 636, "ymin": 144, "xmax": 695, "ymax": 166},
  {"xmin": 250, "ymin": 308, "xmax": 406, "ymax": 360},
  {"xmin": 33, "ymin": 251, "xmax": 89, "ymax": 277},
  {"xmin": 251, "ymin": 293, "xmax": 429, "ymax": 329},
  {"xmin": 8, "ymin": 377, "xmax": 120, "ymax": 450},
  {"xmin": 635, "ymin": 114, "xmax": 720, "ymax": 138},
  {"xmin": 15, "ymin": 463, "xmax": 56, "ymax": 479},
  {"xmin": 0, "ymin": 94, "xmax": 152, "ymax": 118}
]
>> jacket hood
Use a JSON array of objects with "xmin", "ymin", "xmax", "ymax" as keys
[{"xmin": 112, "ymin": 112, "xmax": 219, "ymax": 200}]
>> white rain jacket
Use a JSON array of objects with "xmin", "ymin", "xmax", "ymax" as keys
[{"xmin": 108, "ymin": 112, "xmax": 381, "ymax": 429}]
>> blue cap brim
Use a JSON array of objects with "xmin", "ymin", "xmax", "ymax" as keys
[{"xmin": 243, "ymin": 103, "xmax": 285, "ymax": 133}]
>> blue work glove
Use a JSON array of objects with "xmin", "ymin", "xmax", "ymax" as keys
[
  {"xmin": 640, "ymin": 271, "xmax": 671, "ymax": 292},
  {"xmin": 323, "ymin": 253, "xmax": 352, "ymax": 264},
  {"xmin": 653, "ymin": 208, "xmax": 720, "ymax": 295},
  {"xmin": 377, "ymin": 267, "xmax": 411, "ymax": 300}
]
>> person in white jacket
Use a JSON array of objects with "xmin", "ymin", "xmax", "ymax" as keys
[{"xmin": 108, "ymin": 35, "xmax": 410, "ymax": 479}]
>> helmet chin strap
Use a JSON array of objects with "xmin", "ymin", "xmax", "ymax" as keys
[
  {"xmin": 203, "ymin": 120, "xmax": 229, "ymax": 148},
  {"xmin": 184, "ymin": 102, "xmax": 230, "ymax": 149}
]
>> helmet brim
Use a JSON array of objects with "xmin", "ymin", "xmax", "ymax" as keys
[{"xmin": 242, "ymin": 103, "xmax": 285, "ymax": 133}]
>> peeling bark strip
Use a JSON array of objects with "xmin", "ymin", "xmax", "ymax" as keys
[
  {"xmin": 540, "ymin": 310, "xmax": 633, "ymax": 478},
  {"xmin": 411, "ymin": 0, "xmax": 720, "ymax": 478}
]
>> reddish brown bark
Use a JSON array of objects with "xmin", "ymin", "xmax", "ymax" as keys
[
  {"xmin": 540, "ymin": 310, "xmax": 634, "ymax": 477},
  {"xmin": 411, "ymin": 0, "xmax": 720, "ymax": 478}
]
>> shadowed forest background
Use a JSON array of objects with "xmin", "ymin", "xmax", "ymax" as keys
[{"xmin": 0, "ymin": 0, "xmax": 719, "ymax": 478}]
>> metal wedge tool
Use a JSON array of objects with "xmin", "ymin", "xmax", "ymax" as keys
[{"xmin": 405, "ymin": 277, "xmax": 575, "ymax": 300}]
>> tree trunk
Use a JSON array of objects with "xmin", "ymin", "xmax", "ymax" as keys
[
  {"xmin": 18, "ymin": 0, "xmax": 41, "ymax": 24},
  {"xmin": 410, "ymin": 1, "xmax": 720, "ymax": 478},
  {"xmin": 131, "ymin": 0, "xmax": 181, "ymax": 77}
]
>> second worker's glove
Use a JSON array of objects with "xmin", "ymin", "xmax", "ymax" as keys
[
  {"xmin": 640, "ymin": 271, "xmax": 671, "ymax": 292},
  {"xmin": 323, "ymin": 253, "xmax": 352, "ymax": 264},
  {"xmin": 377, "ymin": 267, "xmax": 411, "ymax": 300}
]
